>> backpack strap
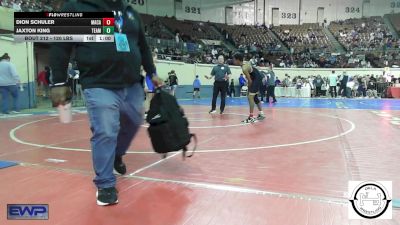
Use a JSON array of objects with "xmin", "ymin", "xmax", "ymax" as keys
[{"xmin": 182, "ymin": 134, "xmax": 197, "ymax": 160}]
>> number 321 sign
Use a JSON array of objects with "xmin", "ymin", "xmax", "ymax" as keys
[{"xmin": 185, "ymin": 6, "xmax": 201, "ymax": 14}]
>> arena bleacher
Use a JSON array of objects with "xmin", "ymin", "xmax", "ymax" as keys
[
  {"xmin": 1, "ymin": 0, "xmax": 399, "ymax": 68},
  {"xmin": 272, "ymin": 23, "xmax": 334, "ymax": 53},
  {"xmin": 329, "ymin": 17, "xmax": 398, "ymax": 52},
  {"xmin": 388, "ymin": 13, "xmax": 400, "ymax": 32},
  {"xmin": 214, "ymin": 24, "xmax": 280, "ymax": 51},
  {"xmin": 159, "ymin": 17, "xmax": 220, "ymax": 41},
  {"xmin": 0, "ymin": 0, "xmax": 62, "ymax": 11}
]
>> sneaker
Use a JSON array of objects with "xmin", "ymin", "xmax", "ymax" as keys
[
  {"xmin": 242, "ymin": 117, "xmax": 257, "ymax": 124},
  {"xmin": 260, "ymin": 101, "xmax": 264, "ymax": 104},
  {"xmin": 257, "ymin": 113, "xmax": 266, "ymax": 121},
  {"xmin": 96, "ymin": 187, "xmax": 118, "ymax": 206},
  {"xmin": 114, "ymin": 155, "xmax": 126, "ymax": 175},
  {"xmin": 10, "ymin": 111, "xmax": 20, "ymax": 114},
  {"xmin": 220, "ymin": 111, "xmax": 224, "ymax": 115},
  {"xmin": 209, "ymin": 110, "xmax": 217, "ymax": 114}
]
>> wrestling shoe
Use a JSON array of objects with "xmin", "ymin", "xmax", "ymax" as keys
[
  {"xmin": 257, "ymin": 113, "xmax": 266, "ymax": 121},
  {"xmin": 242, "ymin": 117, "xmax": 257, "ymax": 124}
]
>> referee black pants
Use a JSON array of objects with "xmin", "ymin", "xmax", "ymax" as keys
[
  {"xmin": 211, "ymin": 81, "xmax": 227, "ymax": 112},
  {"xmin": 266, "ymin": 85, "xmax": 276, "ymax": 102}
]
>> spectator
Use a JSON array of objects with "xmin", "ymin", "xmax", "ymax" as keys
[
  {"xmin": 67, "ymin": 62, "xmax": 77, "ymax": 96},
  {"xmin": 265, "ymin": 64, "xmax": 277, "ymax": 103},
  {"xmin": 211, "ymin": 48, "xmax": 218, "ymax": 57},
  {"xmin": 192, "ymin": 75, "xmax": 201, "ymax": 99},
  {"xmin": 168, "ymin": 70, "xmax": 178, "ymax": 96},
  {"xmin": 295, "ymin": 76, "xmax": 303, "ymax": 98},
  {"xmin": 228, "ymin": 79, "xmax": 235, "ymax": 98},
  {"xmin": 357, "ymin": 76, "xmax": 367, "ymax": 97},
  {"xmin": 329, "ymin": 70, "xmax": 337, "ymax": 98},
  {"xmin": 313, "ymin": 75, "xmax": 324, "ymax": 97},
  {"xmin": 347, "ymin": 78, "xmax": 357, "ymax": 98},
  {"xmin": 275, "ymin": 76, "xmax": 281, "ymax": 86},
  {"xmin": 309, "ymin": 76, "xmax": 315, "ymax": 97},
  {"xmin": 370, "ymin": 74, "xmax": 377, "ymax": 83},
  {"xmin": 13, "ymin": 1, "xmax": 21, "ymax": 11},
  {"xmin": 239, "ymin": 73, "xmax": 247, "ymax": 90},
  {"xmin": 339, "ymin": 71, "xmax": 349, "ymax": 98},
  {"xmin": 281, "ymin": 74, "xmax": 290, "ymax": 97},
  {"xmin": 0, "ymin": 53, "xmax": 21, "ymax": 114},
  {"xmin": 37, "ymin": 66, "xmax": 50, "ymax": 97},
  {"xmin": 321, "ymin": 77, "xmax": 328, "ymax": 96},
  {"xmin": 259, "ymin": 71, "xmax": 268, "ymax": 102},
  {"xmin": 367, "ymin": 80, "xmax": 378, "ymax": 98}
]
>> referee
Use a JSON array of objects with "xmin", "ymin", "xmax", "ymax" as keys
[{"xmin": 205, "ymin": 55, "xmax": 231, "ymax": 114}]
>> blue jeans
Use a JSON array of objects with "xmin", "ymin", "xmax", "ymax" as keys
[
  {"xmin": 0, "ymin": 85, "xmax": 19, "ymax": 114},
  {"xmin": 84, "ymin": 83, "xmax": 144, "ymax": 188}
]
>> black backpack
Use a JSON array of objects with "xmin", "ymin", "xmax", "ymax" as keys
[{"xmin": 146, "ymin": 89, "xmax": 196, "ymax": 159}]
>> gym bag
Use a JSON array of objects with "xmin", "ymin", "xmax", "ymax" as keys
[{"xmin": 146, "ymin": 89, "xmax": 196, "ymax": 159}]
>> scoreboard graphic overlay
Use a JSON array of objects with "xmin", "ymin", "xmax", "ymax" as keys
[{"xmin": 14, "ymin": 12, "xmax": 115, "ymax": 42}]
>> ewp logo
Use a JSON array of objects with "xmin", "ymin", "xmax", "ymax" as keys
[{"xmin": 7, "ymin": 204, "xmax": 49, "ymax": 220}]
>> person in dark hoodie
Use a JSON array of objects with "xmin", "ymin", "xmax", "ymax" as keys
[
  {"xmin": 313, "ymin": 75, "xmax": 324, "ymax": 97},
  {"xmin": 338, "ymin": 71, "xmax": 349, "ymax": 98},
  {"xmin": 50, "ymin": 0, "xmax": 161, "ymax": 206}
]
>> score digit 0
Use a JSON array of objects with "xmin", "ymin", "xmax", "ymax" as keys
[
  {"xmin": 103, "ymin": 26, "xmax": 114, "ymax": 34},
  {"xmin": 102, "ymin": 18, "xmax": 114, "ymax": 26}
]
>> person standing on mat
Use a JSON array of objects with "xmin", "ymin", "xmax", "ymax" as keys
[
  {"xmin": 329, "ymin": 70, "xmax": 337, "ymax": 98},
  {"xmin": 192, "ymin": 75, "xmax": 201, "ymax": 99},
  {"xmin": 339, "ymin": 71, "xmax": 349, "ymax": 98},
  {"xmin": 168, "ymin": 70, "xmax": 178, "ymax": 97},
  {"xmin": 228, "ymin": 79, "xmax": 236, "ymax": 97},
  {"xmin": 295, "ymin": 76, "xmax": 303, "ymax": 98},
  {"xmin": 265, "ymin": 64, "xmax": 277, "ymax": 103},
  {"xmin": 233, "ymin": 52, "xmax": 265, "ymax": 123},
  {"xmin": 282, "ymin": 74, "xmax": 290, "ymax": 97},
  {"xmin": 205, "ymin": 55, "xmax": 231, "ymax": 114},
  {"xmin": 313, "ymin": 75, "xmax": 324, "ymax": 97},
  {"xmin": 50, "ymin": 1, "xmax": 161, "ymax": 206},
  {"xmin": 259, "ymin": 70, "xmax": 268, "ymax": 103},
  {"xmin": 0, "ymin": 53, "xmax": 21, "ymax": 114},
  {"xmin": 239, "ymin": 73, "xmax": 247, "ymax": 90}
]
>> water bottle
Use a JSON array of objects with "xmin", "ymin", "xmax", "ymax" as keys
[{"xmin": 57, "ymin": 103, "xmax": 72, "ymax": 124}]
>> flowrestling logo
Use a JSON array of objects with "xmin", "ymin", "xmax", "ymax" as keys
[{"xmin": 348, "ymin": 181, "xmax": 392, "ymax": 219}]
